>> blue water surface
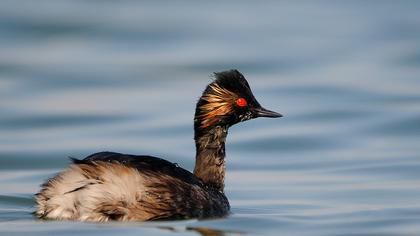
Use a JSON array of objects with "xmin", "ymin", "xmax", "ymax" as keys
[{"xmin": 0, "ymin": 1, "xmax": 420, "ymax": 235}]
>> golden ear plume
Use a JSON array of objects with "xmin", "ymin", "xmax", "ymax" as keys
[{"xmin": 198, "ymin": 83, "xmax": 237, "ymax": 128}]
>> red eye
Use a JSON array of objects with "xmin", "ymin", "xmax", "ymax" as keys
[{"xmin": 236, "ymin": 98, "xmax": 247, "ymax": 107}]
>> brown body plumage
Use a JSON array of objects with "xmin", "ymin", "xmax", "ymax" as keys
[{"xmin": 35, "ymin": 70, "xmax": 282, "ymax": 221}]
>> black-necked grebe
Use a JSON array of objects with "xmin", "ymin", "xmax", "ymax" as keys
[{"xmin": 35, "ymin": 69, "xmax": 282, "ymax": 221}]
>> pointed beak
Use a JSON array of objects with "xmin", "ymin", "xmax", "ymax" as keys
[{"xmin": 254, "ymin": 107, "xmax": 283, "ymax": 118}]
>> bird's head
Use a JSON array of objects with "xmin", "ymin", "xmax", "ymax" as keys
[{"xmin": 194, "ymin": 69, "xmax": 282, "ymax": 137}]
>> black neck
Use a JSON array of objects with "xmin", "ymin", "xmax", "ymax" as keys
[{"xmin": 193, "ymin": 125, "xmax": 228, "ymax": 192}]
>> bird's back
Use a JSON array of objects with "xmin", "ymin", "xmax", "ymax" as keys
[{"xmin": 35, "ymin": 152, "xmax": 230, "ymax": 221}]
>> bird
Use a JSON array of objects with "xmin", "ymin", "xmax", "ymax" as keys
[{"xmin": 34, "ymin": 69, "xmax": 282, "ymax": 222}]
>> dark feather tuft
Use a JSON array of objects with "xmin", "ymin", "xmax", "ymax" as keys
[{"xmin": 69, "ymin": 157, "xmax": 87, "ymax": 165}]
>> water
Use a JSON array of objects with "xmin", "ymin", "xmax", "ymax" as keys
[{"xmin": 1, "ymin": 1, "xmax": 420, "ymax": 235}]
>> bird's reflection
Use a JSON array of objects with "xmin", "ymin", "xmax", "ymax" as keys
[{"xmin": 158, "ymin": 226, "xmax": 244, "ymax": 236}]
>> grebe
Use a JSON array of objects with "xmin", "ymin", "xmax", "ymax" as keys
[{"xmin": 35, "ymin": 69, "xmax": 282, "ymax": 221}]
